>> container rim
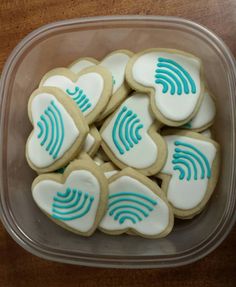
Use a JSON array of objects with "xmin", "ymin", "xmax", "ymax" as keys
[{"xmin": 0, "ymin": 15, "xmax": 236, "ymax": 268}]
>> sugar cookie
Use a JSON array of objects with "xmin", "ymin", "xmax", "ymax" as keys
[
  {"xmin": 69, "ymin": 50, "xmax": 133, "ymax": 120},
  {"xmin": 126, "ymin": 48, "xmax": 204, "ymax": 126},
  {"xmin": 99, "ymin": 167, "xmax": 174, "ymax": 238},
  {"xmin": 32, "ymin": 159, "xmax": 108, "ymax": 236},
  {"xmin": 26, "ymin": 87, "xmax": 88, "ymax": 173},
  {"xmin": 156, "ymin": 130, "xmax": 220, "ymax": 219},
  {"xmin": 100, "ymin": 92, "xmax": 167, "ymax": 176},
  {"xmin": 39, "ymin": 66, "xmax": 113, "ymax": 124}
]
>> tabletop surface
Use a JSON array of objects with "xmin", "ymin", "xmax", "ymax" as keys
[{"xmin": 0, "ymin": 0, "xmax": 236, "ymax": 286}]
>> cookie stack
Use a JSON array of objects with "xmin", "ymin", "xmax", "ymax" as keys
[{"xmin": 26, "ymin": 49, "xmax": 220, "ymax": 238}]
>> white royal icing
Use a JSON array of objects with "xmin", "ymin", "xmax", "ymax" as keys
[
  {"xmin": 32, "ymin": 170, "xmax": 101, "ymax": 232},
  {"xmin": 132, "ymin": 51, "xmax": 201, "ymax": 121},
  {"xmin": 28, "ymin": 93, "xmax": 79, "ymax": 168},
  {"xmin": 101, "ymin": 93, "xmax": 158, "ymax": 169},
  {"xmin": 184, "ymin": 90, "xmax": 216, "ymax": 129},
  {"xmin": 99, "ymin": 175, "xmax": 170, "ymax": 236},
  {"xmin": 69, "ymin": 59, "xmax": 96, "ymax": 74},
  {"xmin": 161, "ymin": 135, "xmax": 216, "ymax": 210},
  {"xmin": 82, "ymin": 133, "xmax": 95, "ymax": 153},
  {"xmin": 100, "ymin": 52, "xmax": 130, "ymax": 93},
  {"xmin": 42, "ymin": 73, "xmax": 104, "ymax": 117}
]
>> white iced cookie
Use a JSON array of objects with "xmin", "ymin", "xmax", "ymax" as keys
[
  {"xmin": 69, "ymin": 50, "xmax": 133, "ymax": 120},
  {"xmin": 156, "ymin": 130, "xmax": 220, "ymax": 219},
  {"xmin": 126, "ymin": 48, "xmax": 204, "ymax": 126},
  {"xmin": 39, "ymin": 66, "xmax": 113, "ymax": 124},
  {"xmin": 181, "ymin": 89, "xmax": 216, "ymax": 131},
  {"xmin": 100, "ymin": 92, "xmax": 167, "ymax": 176},
  {"xmin": 26, "ymin": 87, "xmax": 88, "ymax": 173},
  {"xmin": 99, "ymin": 168, "xmax": 174, "ymax": 238},
  {"xmin": 32, "ymin": 159, "xmax": 108, "ymax": 236}
]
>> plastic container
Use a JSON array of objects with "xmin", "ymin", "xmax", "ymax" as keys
[{"xmin": 0, "ymin": 16, "xmax": 235, "ymax": 268}]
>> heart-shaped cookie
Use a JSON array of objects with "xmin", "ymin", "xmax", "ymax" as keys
[
  {"xmin": 69, "ymin": 50, "xmax": 133, "ymax": 120},
  {"xmin": 126, "ymin": 48, "xmax": 204, "ymax": 126},
  {"xmin": 39, "ymin": 66, "xmax": 113, "ymax": 124},
  {"xmin": 26, "ymin": 87, "xmax": 88, "ymax": 173},
  {"xmin": 156, "ymin": 130, "xmax": 220, "ymax": 219},
  {"xmin": 100, "ymin": 92, "xmax": 167, "ymax": 176},
  {"xmin": 32, "ymin": 159, "xmax": 108, "ymax": 236},
  {"xmin": 99, "ymin": 168, "xmax": 174, "ymax": 238}
]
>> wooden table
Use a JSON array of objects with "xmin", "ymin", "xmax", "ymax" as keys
[{"xmin": 0, "ymin": 1, "xmax": 235, "ymax": 286}]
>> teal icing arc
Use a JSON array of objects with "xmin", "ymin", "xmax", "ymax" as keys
[
  {"xmin": 108, "ymin": 191, "xmax": 157, "ymax": 225},
  {"xmin": 37, "ymin": 100, "xmax": 64, "ymax": 159},
  {"xmin": 155, "ymin": 57, "xmax": 197, "ymax": 96},
  {"xmin": 112, "ymin": 106, "xmax": 144, "ymax": 155}
]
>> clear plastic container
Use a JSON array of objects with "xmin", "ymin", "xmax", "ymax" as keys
[{"xmin": 0, "ymin": 16, "xmax": 235, "ymax": 268}]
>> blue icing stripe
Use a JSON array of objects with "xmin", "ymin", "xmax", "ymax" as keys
[
  {"xmin": 155, "ymin": 57, "xmax": 197, "ymax": 95},
  {"xmin": 44, "ymin": 109, "xmax": 54, "ymax": 151},
  {"xmin": 109, "ymin": 192, "xmax": 157, "ymax": 205},
  {"xmin": 37, "ymin": 100, "xmax": 65, "ymax": 159},
  {"xmin": 119, "ymin": 110, "xmax": 132, "ymax": 152},
  {"xmin": 120, "ymin": 216, "xmax": 136, "ymax": 224},
  {"xmin": 125, "ymin": 114, "xmax": 137, "ymax": 148},
  {"xmin": 109, "ymin": 204, "xmax": 149, "ymax": 217},
  {"xmin": 112, "ymin": 106, "xmax": 127, "ymax": 155},
  {"xmin": 155, "ymin": 68, "xmax": 182, "ymax": 95},
  {"xmin": 114, "ymin": 210, "xmax": 142, "ymax": 222},
  {"xmin": 66, "ymin": 86, "xmax": 92, "ymax": 114},
  {"xmin": 51, "ymin": 101, "xmax": 64, "ymax": 159},
  {"xmin": 159, "ymin": 57, "xmax": 196, "ymax": 93},
  {"xmin": 57, "ymin": 188, "xmax": 71, "ymax": 198},
  {"xmin": 172, "ymin": 140, "xmax": 211, "ymax": 180},
  {"xmin": 108, "ymin": 198, "xmax": 154, "ymax": 211},
  {"xmin": 111, "ymin": 106, "xmax": 144, "ymax": 155},
  {"xmin": 130, "ymin": 119, "xmax": 143, "ymax": 144},
  {"xmin": 155, "ymin": 75, "xmax": 176, "ymax": 95},
  {"xmin": 53, "ymin": 190, "xmax": 82, "ymax": 209},
  {"xmin": 135, "ymin": 124, "xmax": 144, "ymax": 140},
  {"xmin": 52, "ymin": 189, "xmax": 94, "ymax": 221},
  {"xmin": 108, "ymin": 191, "xmax": 157, "ymax": 225},
  {"xmin": 172, "ymin": 158, "xmax": 192, "ymax": 181},
  {"xmin": 39, "ymin": 115, "xmax": 48, "ymax": 146},
  {"xmin": 54, "ymin": 189, "xmax": 76, "ymax": 203},
  {"xmin": 74, "ymin": 90, "xmax": 83, "ymax": 102},
  {"xmin": 37, "ymin": 122, "xmax": 44, "ymax": 138},
  {"xmin": 66, "ymin": 86, "xmax": 79, "ymax": 96}
]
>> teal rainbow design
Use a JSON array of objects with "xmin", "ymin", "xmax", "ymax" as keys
[
  {"xmin": 52, "ymin": 188, "xmax": 94, "ymax": 221},
  {"xmin": 37, "ymin": 100, "xmax": 64, "ymax": 159},
  {"xmin": 108, "ymin": 191, "xmax": 157, "ymax": 224},
  {"xmin": 172, "ymin": 140, "xmax": 211, "ymax": 181},
  {"xmin": 155, "ymin": 57, "xmax": 196, "ymax": 96},
  {"xmin": 112, "ymin": 106, "xmax": 144, "ymax": 155},
  {"xmin": 66, "ymin": 86, "xmax": 92, "ymax": 113}
]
